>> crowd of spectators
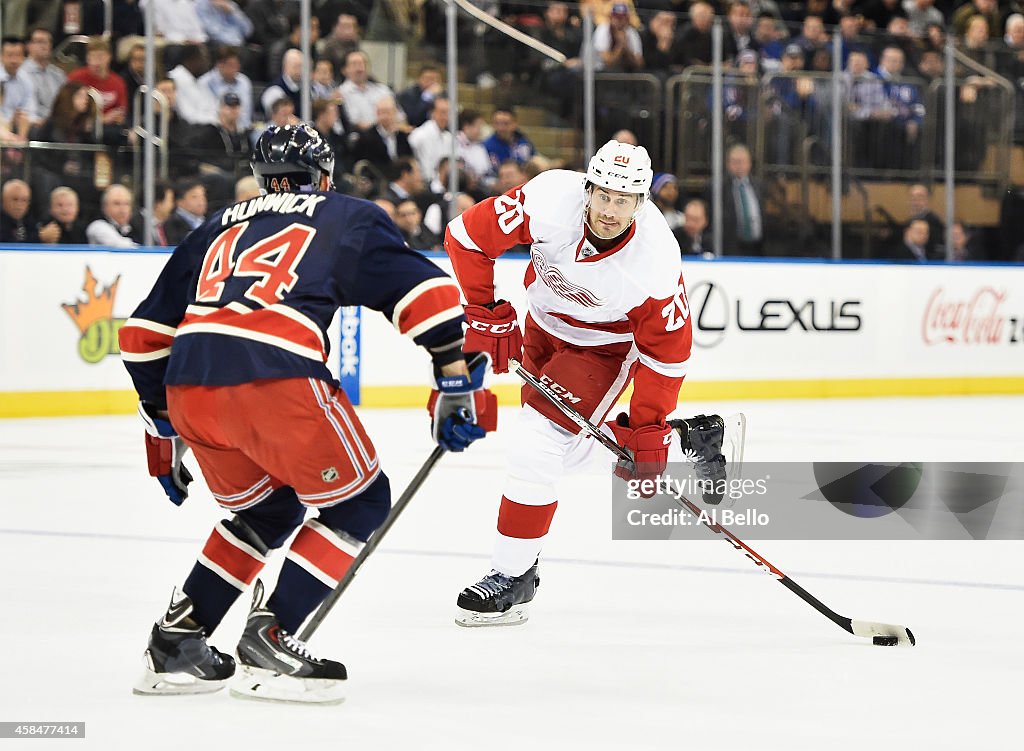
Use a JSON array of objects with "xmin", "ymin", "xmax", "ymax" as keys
[{"xmin": 1, "ymin": 0, "xmax": 1023, "ymax": 260}]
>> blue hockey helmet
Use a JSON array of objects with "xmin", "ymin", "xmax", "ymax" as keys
[{"xmin": 251, "ymin": 123, "xmax": 335, "ymax": 193}]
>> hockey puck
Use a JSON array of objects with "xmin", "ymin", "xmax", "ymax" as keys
[{"xmin": 873, "ymin": 636, "xmax": 899, "ymax": 646}]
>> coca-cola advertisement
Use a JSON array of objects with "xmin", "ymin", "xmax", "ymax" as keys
[{"xmin": 921, "ymin": 286, "xmax": 1013, "ymax": 346}]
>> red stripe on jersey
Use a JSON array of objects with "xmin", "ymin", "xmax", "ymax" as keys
[
  {"xmin": 497, "ymin": 496, "xmax": 558, "ymax": 539},
  {"xmin": 396, "ymin": 283, "xmax": 461, "ymax": 336},
  {"xmin": 179, "ymin": 306, "xmax": 325, "ymax": 361},
  {"xmin": 202, "ymin": 524, "xmax": 266, "ymax": 585},
  {"xmin": 118, "ymin": 322, "xmax": 174, "ymax": 355},
  {"xmin": 290, "ymin": 524, "xmax": 356, "ymax": 582},
  {"xmin": 547, "ymin": 312, "xmax": 632, "ymax": 335}
]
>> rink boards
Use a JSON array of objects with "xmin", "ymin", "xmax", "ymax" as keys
[{"xmin": 1, "ymin": 244, "xmax": 1022, "ymax": 416}]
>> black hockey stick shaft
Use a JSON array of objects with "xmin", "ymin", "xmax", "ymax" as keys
[
  {"xmin": 299, "ymin": 445, "xmax": 446, "ymax": 641},
  {"xmin": 511, "ymin": 359, "xmax": 913, "ymax": 644}
]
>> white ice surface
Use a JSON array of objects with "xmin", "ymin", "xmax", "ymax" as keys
[{"xmin": 1, "ymin": 396, "xmax": 1022, "ymax": 750}]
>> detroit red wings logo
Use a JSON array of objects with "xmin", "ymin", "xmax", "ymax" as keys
[{"xmin": 531, "ymin": 250, "xmax": 603, "ymax": 307}]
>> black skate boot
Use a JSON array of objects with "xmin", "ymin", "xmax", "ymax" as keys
[
  {"xmin": 669, "ymin": 414, "xmax": 728, "ymax": 505},
  {"xmin": 230, "ymin": 580, "xmax": 347, "ymax": 704},
  {"xmin": 455, "ymin": 560, "xmax": 540, "ymax": 627},
  {"xmin": 133, "ymin": 588, "xmax": 235, "ymax": 696}
]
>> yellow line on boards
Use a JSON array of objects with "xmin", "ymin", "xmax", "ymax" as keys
[{"xmin": 4, "ymin": 377, "xmax": 1022, "ymax": 417}]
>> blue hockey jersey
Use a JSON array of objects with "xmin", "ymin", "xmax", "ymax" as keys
[{"xmin": 120, "ymin": 191, "xmax": 465, "ymax": 407}]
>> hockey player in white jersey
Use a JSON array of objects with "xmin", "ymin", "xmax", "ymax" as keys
[{"xmin": 444, "ymin": 140, "xmax": 727, "ymax": 626}]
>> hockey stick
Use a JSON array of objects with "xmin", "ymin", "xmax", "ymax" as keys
[
  {"xmin": 510, "ymin": 358, "xmax": 916, "ymax": 647},
  {"xmin": 299, "ymin": 445, "xmax": 446, "ymax": 641}
]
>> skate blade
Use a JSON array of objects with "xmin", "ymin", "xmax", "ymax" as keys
[
  {"xmin": 133, "ymin": 666, "xmax": 229, "ymax": 696},
  {"xmin": 229, "ymin": 664, "xmax": 346, "ymax": 705},
  {"xmin": 454, "ymin": 605, "xmax": 530, "ymax": 628}
]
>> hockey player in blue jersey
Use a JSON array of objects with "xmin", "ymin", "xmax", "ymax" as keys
[{"xmin": 120, "ymin": 124, "xmax": 495, "ymax": 703}]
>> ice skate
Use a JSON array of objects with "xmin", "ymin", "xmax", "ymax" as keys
[
  {"xmin": 670, "ymin": 414, "xmax": 729, "ymax": 505},
  {"xmin": 230, "ymin": 580, "xmax": 347, "ymax": 705},
  {"xmin": 455, "ymin": 561, "xmax": 540, "ymax": 627},
  {"xmin": 133, "ymin": 588, "xmax": 235, "ymax": 696}
]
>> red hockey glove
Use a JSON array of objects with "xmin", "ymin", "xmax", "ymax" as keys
[
  {"xmin": 463, "ymin": 301, "xmax": 523, "ymax": 374},
  {"xmin": 427, "ymin": 352, "xmax": 498, "ymax": 452},
  {"xmin": 606, "ymin": 413, "xmax": 672, "ymax": 485}
]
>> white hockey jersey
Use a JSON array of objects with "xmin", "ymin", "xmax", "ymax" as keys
[{"xmin": 444, "ymin": 169, "xmax": 692, "ymax": 426}]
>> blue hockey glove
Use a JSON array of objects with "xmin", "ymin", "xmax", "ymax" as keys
[
  {"xmin": 139, "ymin": 402, "xmax": 193, "ymax": 505},
  {"xmin": 427, "ymin": 352, "xmax": 497, "ymax": 452}
]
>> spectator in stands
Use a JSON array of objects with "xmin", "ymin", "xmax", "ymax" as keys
[
  {"xmin": 717, "ymin": 49, "xmax": 761, "ymax": 143},
  {"xmin": 119, "ymin": 43, "xmax": 146, "ymax": 122},
  {"xmin": 891, "ymin": 217, "xmax": 930, "ymax": 260},
  {"xmin": 767, "ymin": 44, "xmax": 816, "ymax": 163},
  {"xmin": 643, "ymin": 11, "xmax": 684, "ymax": 75},
  {"xmin": 844, "ymin": 50, "xmax": 886, "ymax": 167},
  {"xmin": 960, "ymin": 15, "xmax": 992, "ymax": 66},
  {"xmin": 879, "ymin": 15, "xmax": 921, "ymax": 64},
  {"xmin": 86, "ymin": 184, "xmax": 140, "ymax": 247},
  {"xmin": 495, "ymin": 160, "xmax": 528, "ymax": 195},
  {"xmin": 457, "ymin": 108, "xmax": 493, "ymax": 186},
  {"xmin": 168, "ymin": 44, "xmax": 217, "ymax": 125},
  {"xmin": 190, "ymin": 92, "xmax": 251, "ymax": 207},
  {"xmin": 0, "ymin": 179, "xmax": 36, "ymax": 243},
  {"xmin": 533, "ymin": 2, "xmax": 583, "ymax": 117},
  {"xmin": 150, "ymin": 180, "xmax": 176, "ymax": 246},
  {"xmin": 247, "ymin": 0, "xmax": 296, "ymax": 52},
  {"xmin": 374, "ymin": 197, "xmax": 396, "ymax": 220},
  {"xmin": 397, "ymin": 65, "xmax": 442, "ymax": 129},
  {"xmin": 196, "ymin": 0, "xmax": 253, "ymax": 48},
  {"xmin": 915, "ymin": 49, "xmax": 943, "ymax": 80},
  {"xmin": 907, "ymin": 182, "xmax": 943, "ymax": 255},
  {"xmin": 67, "ymin": 37, "xmax": 127, "ymax": 126},
  {"xmin": 523, "ymin": 154, "xmax": 552, "ymax": 180},
  {"xmin": 382, "ymin": 157, "xmax": 425, "ymax": 207},
  {"xmin": 409, "ymin": 95, "xmax": 453, "ymax": 183},
  {"xmin": 312, "ymin": 59, "xmax": 340, "ymax": 102},
  {"xmin": 951, "ymin": 0, "xmax": 1001, "ymax": 40},
  {"xmin": 394, "ymin": 198, "xmax": 439, "ymax": 250},
  {"xmin": 581, "ymin": 0, "xmax": 641, "ymax": 28},
  {"xmin": 922, "ymin": 22, "xmax": 946, "ymax": 54},
  {"xmin": 311, "ymin": 97, "xmax": 350, "ymax": 180},
  {"xmin": 350, "ymin": 96, "xmax": 412, "ymax": 172},
  {"xmin": 263, "ymin": 48, "xmax": 306, "ymax": 119},
  {"xmin": 1, "ymin": 37, "xmax": 36, "ymax": 134},
  {"xmin": 858, "ymin": 0, "xmax": 906, "ymax": 31},
  {"xmin": 141, "ymin": 0, "xmax": 207, "ymax": 44},
  {"xmin": 903, "ymin": 0, "xmax": 943, "ymax": 38},
  {"xmin": 340, "ymin": 50, "xmax": 398, "ymax": 131},
  {"xmin": 200, "ymin": 46, "xmax": 254, "ymax": 130},
  {"xmin": 32, "ymin": 81, "xmax": 101, "ymax": 212},
  {"xmin": 838, "ymin": 13, "xmax": 873, "ymax": 69},
  {"xmin": 680, "ymin": 1, "xmax": 716, "ymax": 66},
  {"xmin": 678, "ymin": 198, "xmax": 714, "ymax": 256},
  {"xmin": 794, "ymin": 14, "xmax": 829, "ymax": 59},
  {"xmin": 594, "ymin": 3, "xmax": 644, "ymax": 72},
  {"xmin": 267, "ymin": 16, "xmax": 320, "ymax": 81},
  {"xmin": 719, "ymin": 143, "xmax": 764, "ymax": 254},
  {"xmin": 266, "ymin": 95, "xmax": 299, "ymax": 130},
  {"xmin": 37, "ymin": 186, "xmax": 87, "ymax": 244},
  {"xmin": 612, "ymin": 128, "xmax": 638, "ymax": 145},
  {"xmin": 18, "ymin": 28, "xmax": 63, "ymax": 122},
  {"xmin": 754, "ymin": 14, "xmax": 786, "ymax": 71},
  {"xmin": 317, "ymin": 0, "xmax": 371, "ymax": 31},
  {"xmin": 319, "ymin": 13, "xmax": 361, "ymax": 79},
  {"xmin": 235, "ymin": 175, "xmax": 261, "ymax": 202},
  {"xmin": 725, "ymin": 1, "xmax": 758, "ymax": 57},
  {"xmin": 153, "ymin": 78, "xmax": 197, "ymax": 177},
  {"xmin": 950, "ymin": 221, "xmax": 980, "ymax": 261},
  {"xmin": 650, "ymin": 172, "xmax": 683, "ymax": 232},
  {"xmin": 877, "ymin": 45, "xmax": 924, "ymax": 168},
  {"xmin": 483, "ymin": 108, "xmax": 535, "ymax": 172},
  {"xmin": 162, "ymin": 179, "xmax": 207, "ymax": 244}
]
